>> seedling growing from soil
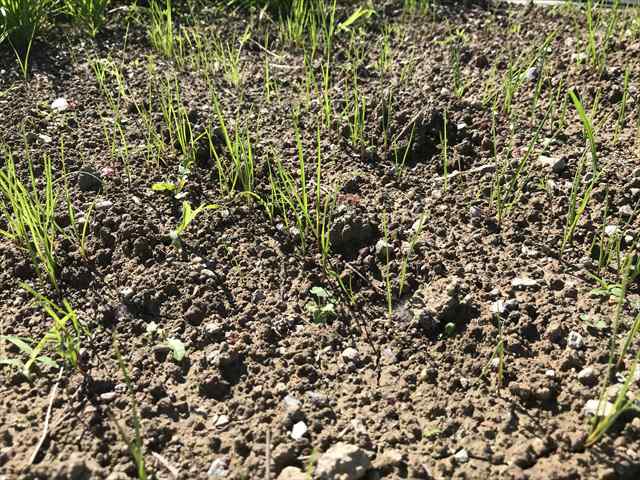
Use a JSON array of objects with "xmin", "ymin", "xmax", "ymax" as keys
[
  {"xmin": 306, "ymin": 286, "xmax": 336, "ymax": 324},
  {"xmin": 64, "ymin": 0, "xmax": 110, "ymax": 37},
  {"xmin": 0, "ymin": 335, "xmax": 59, "ymax": 377},
  {"xmin": 111, "ymin": 334, "xmax": 148, "ymax": 479},
  {"xmin": 614, "ymin": 66, "xmax": 630, "ymax": 145},
  {"xmin": 586, "ymin": 253, "xmax": 640, "ymax": 447},
  {"xmin": 439, "ymin": 109, "xmax": 449, "ymax": 191},
  {"xmin": 170, "ymin": 201, "xmax": 218, "ymax": 250},
  {"xmin": 398, "ymin": 211, "xmax": 428, "ymax": 298},
  {"xmin": 13, "ymin": 283, "xmax": 87, "ymax": 378},
  {"xmin": 560, "ymin": 156, "xmax": 600, "ymax": 256},
  {"xmin": 569, "ymin": 90, "xmax": 599, "ymax": 173},
  {"xmin": 145, "ymin": 322, "xmax": 186, "ymax": 362},
  {"xmin": 481, "ymin": 314, "xmax": 506, "ymax": 388},
  {"xmin": 148, "ymin": 0, "xmax": 175, "ymax": 57},
  {"xmin": 0, "ymin": 147, "xmax": 59, "ymax": 288},
  {"xmin": 211, "ymin": 93, "xmax": 256, "ymax": 196}
]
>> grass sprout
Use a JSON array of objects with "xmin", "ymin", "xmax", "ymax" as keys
[
  {"xmin": 0, "ymin": 147, "xmax": 59, "ymax": 288},
  {"xmin": 170, "ymin": 201, "xmax": 218, "ymax": 250},
  {"xmin": 65, "ymin": 0, "xmax": 110, "ymax": 37}
]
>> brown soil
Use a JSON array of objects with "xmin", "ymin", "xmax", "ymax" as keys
[{"xmin": 2, "ymin": 1, "xmax": 640, "ymax": 479}]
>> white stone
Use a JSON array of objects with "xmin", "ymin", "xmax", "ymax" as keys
[
  {"xmin": 454, "ymin": 448, "xmax": 469, "ymax": 464},
  {"xmin": 207, "ymin": 457, "xmax": 229, "ymax": 478},
  {"xmin": 291, "ymin": 421, "xmax": 307, "ymax": 441},
  {"xmin": 605, "ymin": 225, "xmax": 620, "ymax": 237},
  {"xmin": 341, "ymin": 347, "xmax": 360, "ymax": 363},
  {"xmin": 511, "ymin": 277, "xmax": 539, "ymax": 288},
  {"xmin": 215, "ymin": 415, "xmax": 230, "ymax": 427},
  {"xmin": 51, "ymin": 97, "xmax": 69, "ymax": 111},
  {"xmin": 584, "ymin": 399, "xmax": 614, "ymax": 417}
]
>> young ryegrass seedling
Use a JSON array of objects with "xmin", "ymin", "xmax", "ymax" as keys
[
  {"xmin": 18, "ymin": 283, "xmax": 87, "ymax": 378},
  {"xmin": 376, "ymin": 25, "xmax": 392, "ymax": 75},
  {"xmin": 398, "ymin": 211, "xmax": 428, "ymax": 298},
  {"xmin": 481, "ymin": 313, "xmax": 506, "ymax": 389},
  {"xmin": 586, "ymin": 253, "xmax": 640, "ymax": 446},
  {"xmin": 148, "ymin": 0, "xmax": 175, "ymax": 57},
  {"xmin": 1, "ymin": 0, "xmax": 55, "ymax": 79},
  {"xmin": 111, "ymin": 334, "xmax": 148, "ymax": 479},
  {"xmin": 0, "ymin": 148, "xmax": 59, "ymax": 288},
  {"xmin": 491, "ymin": 104, "xmax": 553, "ymax": 224},
  {"xmin": 65, "ymin": 0, "xmax": 110, "ymax": 37},
  {"xmin": 560, "ymin": 154, "xmax": 600, "ymax": 256},
  {"xmin": 263, "ymin": 123, "xmax": 335, "ymax": 262},
  {"xmin": 381, "ymin": 212, "xmax": 393, "ymax": 318},
  {"xmin": 570, "ymin": 89, "xmax": 599, "ymax": 173},
  {"xmin": 210, "ymin": 93, "xmax": 256, "ymax": 196},
  {"xmin": 614, "ymin": 66, "xmax": 630, "ymax": 145},
  {"xmin": 440, "ymin": 109, "xmax": 449, "ymax": 191}
]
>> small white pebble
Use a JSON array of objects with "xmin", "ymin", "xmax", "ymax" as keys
[{"xmin": 291, "ymin": 421, "xmax": 307, "ymax": 441}]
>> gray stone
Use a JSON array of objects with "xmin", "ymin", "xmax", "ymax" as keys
[
  {"xmin": 567, "ymin": 331, "xmax": 584, "ymax": 350},
  {"xmin": 538, "ymin": 155, "xmax": 566, "ymax": 173},
  {"xmin": 64, "ymin": 452, "xmax": 98, "ymax": 480},
  {"xmin": 341, "ymin": 347, "xmax": 361, "ymax": 363},
  {"xmin": 577, "ymin": 367, "xmax": 597, "ymax": 386},
  {"xmin": 329, "ymin": 205, "xmax": 377, "ymax": 255},
  {"xmin": 78, "ymin": 169, "xmax": 102, "ymax": 192},
  {"xmin": 411, "ymin": 276, "xmax": 470, "ymax": 335},
  {"xmin": 524, "ymin": 66, "xmax": 539, "ymax": 82},
  {"xmin": 283, "ymin": 395, "xmax": 301, "ymax": 412},
  {"xmin": 185, "ymin": 303, "xmax": 206, "ymax": 325},
  {"xmin": 375, "ymin": 239, "xmax": 392, "ymax": 260},
  {"xmin": 315, "ymin": 443, "xmax": 371, "ymax": 480}
]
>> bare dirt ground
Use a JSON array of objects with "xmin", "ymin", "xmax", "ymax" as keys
[{"xmin": 2, "ymin": 1, "xmax": 640, "ymax": 479}]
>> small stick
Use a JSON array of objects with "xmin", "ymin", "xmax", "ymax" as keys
[
  {"xmin": 265, "ymin": 429, "xmax": 271, "ymax": 480},
  {"xmin": 29, "ymin": 367, "xmax": 64, "ymax": 465},
  {"xmin": 151, "ymin": 451, "xmax": 179, "ymax": 479}
]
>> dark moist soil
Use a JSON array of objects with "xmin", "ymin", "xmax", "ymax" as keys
[{"xmin": 2, "ymin": 1, "xmax": 640, "ymax": 479}]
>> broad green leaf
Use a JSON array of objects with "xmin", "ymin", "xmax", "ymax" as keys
[
  {"xmin": 166, "ymin": 338, "xmax": 186, "ymax": 362},
  {"xmin": 36, "ymin": 356, "xmax": 59, "ymax": 368},
  {"xmin": 151, "ymin": 182, "xmax": 176, "ymax": 192},
  {"xmin": 1, "ymin": 335, "xmax": 34, "ymax": 355},
  {"xmin": 0, "ymin": 358, "xmax": 24, "ymax": 369},
  {"xmin": 310, "ymin": 286, "xmax": 329, "ymax": 298}
]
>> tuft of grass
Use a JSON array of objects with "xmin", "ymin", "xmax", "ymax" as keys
[
  {"xmin": 0, "ymin": 0, "xmax": 54, "ymax": 51},
  {"xmin": 210, "ymin": 93, "xmax": 256, "ymax": 196},
  {"xmin": 560, "ymin": 155, "xmax": 600, "ymax": 256},
  {"xmin": 0, "ymin": 147, "xmax": 59, "ymax": 289},
  {"xmin": 64, "ymin": 0, "xmax": 110, "ymax": 37},
  {"xmin": 148, "ymin": 0, "xmax": 175, "ymax": 57},
  {"xmin": 1, "ymin": 283, "xmax": 87, "ymax": 379},
  {"xmin": 586, "ymin": 253, "xmax": 640, "ymax": 446}
]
